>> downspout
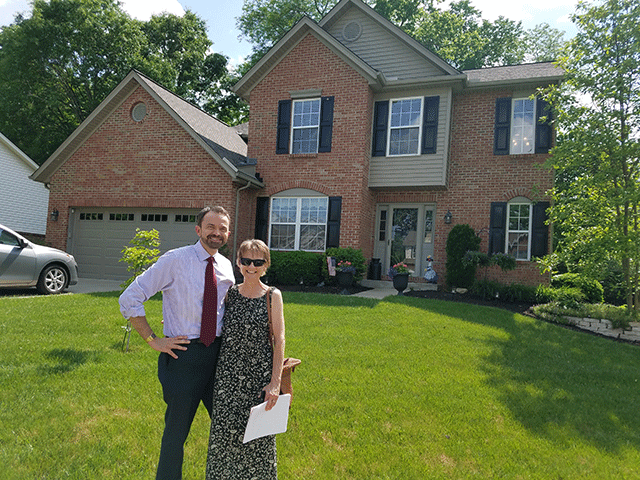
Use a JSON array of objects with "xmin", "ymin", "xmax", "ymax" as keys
[{"xmin": 233, "ymin": 180, "xmax": 253, "ymax": 262}]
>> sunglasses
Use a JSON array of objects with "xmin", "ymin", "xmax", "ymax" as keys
[{"xmin": 240, "ymin": 258, "xmax": 267, "ymax": 267}]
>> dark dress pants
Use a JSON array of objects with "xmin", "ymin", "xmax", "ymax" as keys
[{"xmin": 155, "ymin": 337, "xmax": 221, "ymax": 480}]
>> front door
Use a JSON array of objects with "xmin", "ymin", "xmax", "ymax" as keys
[{"xmin": 374, "ymin": 204, "xmax": 436, "ymax": 278}]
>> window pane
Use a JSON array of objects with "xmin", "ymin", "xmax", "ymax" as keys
[
  {"xmin": 270, "ymin": 224, "xmax": 296, "ymax": 250},
  {"xmin": 300, "ymin": 198, "xmax": 328, "ymax": 223},
  {"xmin": 300, "ymin": 225, "xmax": 326, "ymax": 251},
  {"xmin": 508, "ymin": 232, "xmax": 529, "ymax": 259},
  {"xmin": 390, "ymin": 99, "xmax": 422, "ymax": 127},
  {"xmin": 389, "ymin": 127, "xmax": 419, "ymax": 155},
  {"xmin": 271, "ymin": 198, "xmax": 297, "ymax": 223},
  {"xmin": 292, "ymin": 128, "xmax": 318, "ymax": 154},
  {"xmin": 511, "ymin": 99, "xmax": 535, "ymax": 154}
]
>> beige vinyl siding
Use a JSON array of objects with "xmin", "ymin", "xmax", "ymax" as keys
[
  {"xmin": 328, "ymin": 8, "xmax": 446, "ymax": 80},
  {"xmin": 368, "ymin": 89, "xmax": 451, "ymax": 188}
]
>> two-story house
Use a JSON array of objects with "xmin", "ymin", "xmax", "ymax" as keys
[{"xmin": 31, "ymin": 0, "xmax": 560, "ymax": 286}]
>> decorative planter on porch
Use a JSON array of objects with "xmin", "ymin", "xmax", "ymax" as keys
[
  {"xmin": 336, "ymin": 271, "xmax": 354, "ymax": 295},
  {"xmin": 392, "ymin": 273, "xmax": 409, "ymax": 295}
]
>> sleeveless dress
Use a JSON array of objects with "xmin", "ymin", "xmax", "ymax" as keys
[{"xmin": 206, "ymin": 285, "xmax": 277, "ymax": 479}]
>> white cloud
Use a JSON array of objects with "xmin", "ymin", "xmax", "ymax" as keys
[{"xmin": 118, "ymin": 0, "xmax": 184, "ymax": 21}]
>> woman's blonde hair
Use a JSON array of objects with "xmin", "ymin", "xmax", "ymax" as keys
[{"xmin": 237, "ymin": 239, "xmax": 271, "ymax": 268}]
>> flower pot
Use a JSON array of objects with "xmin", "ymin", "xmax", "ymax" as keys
[
  {"xmin": 336, "ymin": 270, "xmax": 354, "ymax": 295},
  {"xmin": 392, "ymin": 273, "xmax": 409, "ymax": 295}
]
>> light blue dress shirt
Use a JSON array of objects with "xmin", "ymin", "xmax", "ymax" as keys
[{"xmin": 119, "ymin": 241, "xmax": 235, "ymax": 339}]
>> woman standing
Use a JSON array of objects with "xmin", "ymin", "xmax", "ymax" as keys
[{"xmin": 206, "ymin": 239, "xmax": 285, "ymax": 479}]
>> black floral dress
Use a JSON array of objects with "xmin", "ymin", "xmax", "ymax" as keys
[{"xmin": 206, "ymin": 285, "xmax": 277, "ymax": 479}]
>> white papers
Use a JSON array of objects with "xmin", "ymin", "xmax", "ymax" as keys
[{"xmin": 243, "ymin": 394, "xmax": 291, "ymax": 443}]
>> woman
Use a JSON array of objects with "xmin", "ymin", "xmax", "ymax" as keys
[{"xmin": 206, "ymin": 239, "xmax": 285, "ymax": 479}]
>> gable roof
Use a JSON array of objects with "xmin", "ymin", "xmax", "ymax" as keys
[
  {"xmin": 464, "ymin": 62, "xmax": 564, "ymax": 89},
  {"xmin": 31, "ymin": 70, "xmax": 261, "ymax": 186},
  {"xmin": 0, "ymin": 132, "xmax": 39, "ymax": 172}
]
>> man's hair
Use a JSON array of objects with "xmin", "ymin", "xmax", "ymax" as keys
[{"xmin": 197, "ymin": 206, "xmax": 230, "ymax": 227}]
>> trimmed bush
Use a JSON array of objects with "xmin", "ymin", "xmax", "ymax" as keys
[
  {"xmin": 267, "ymin": 251, "xmax": 324, "ymax": 286},
  {"xmin": 551, "ymin": 273, "xmax": 604, "ymax": 304},
  {"xmin": 446, "ymin": 224, "xmax": 481, "ymax": 288}
]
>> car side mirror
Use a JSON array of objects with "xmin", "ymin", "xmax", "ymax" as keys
[{"xmin": 17, "ymin": 238, "xmax": 28, "ymax": 249}]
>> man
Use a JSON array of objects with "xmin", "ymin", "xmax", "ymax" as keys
[{"xmin": 119, "ymin": 206, "xmax": 235, "ymax": 480}]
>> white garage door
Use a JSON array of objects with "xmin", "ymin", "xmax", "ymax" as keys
[{"xmin": 69, "ymin": 208, "xmax": 202, "ymax": 280}]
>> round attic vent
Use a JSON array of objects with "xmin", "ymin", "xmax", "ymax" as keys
[
  {"xmin": 131, "ymin": 102, "xmax": 147, "ymax": 122},
  {"xmin": 342, "ymin": 21, "xmax": 362, "ymax": 42}
]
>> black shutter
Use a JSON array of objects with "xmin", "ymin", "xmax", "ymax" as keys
[
  {"xmin": 318, "ymin": 96, "xmax": 334, "ymax": 153},
  {"xmin": 421, "ymin": 96, "xmax": 439, "ymax": 154},
  {"xmin": 494, "ymin": 98, "xmax": 511, "ymax": 155},
  {"xmin": 326, "ymin": 196, "xmax": 342, "ymax": 248},
  {"xmin": 255, "ymin": 197, "xmax": 270, "ymax": 243},
  {"xmin": 276, "ymin": 100, "xmax": 291, "ymax": 154},
  {"xmin": 371, "ymin": 101, "xmax": 388, "ymax": 157},
  {"xmin": 531, "ymin": 201, "xmax": 550, "ymax": 258},
  {"xmin": 535, "ymin": 99, "xmax": 552, "ymax": 154},
  {"xmin": 488, "ymin": 202, "xmax": 507, "ymax": 254}
]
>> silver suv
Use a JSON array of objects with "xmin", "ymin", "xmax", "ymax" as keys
[{"xmin": 0, "ymin": 223, "xmax": 78, "ymax": 294}]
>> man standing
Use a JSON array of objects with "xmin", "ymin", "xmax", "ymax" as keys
[{"xmin": 119, "ymin": 206, "xmax": 235, "ymax": 480}]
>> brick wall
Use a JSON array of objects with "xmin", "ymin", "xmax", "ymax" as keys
[{"xmin": 45, "ymin": 86, "xmax": 239, "ymax": 251}]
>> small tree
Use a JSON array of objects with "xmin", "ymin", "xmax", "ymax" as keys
[
  {"xmin": 445, "ymin": 224, "xmax": 481, "ymax": 288},
  {"xmin": 118, "ymin": 229, "xmax": 160, "ymax": 351}
]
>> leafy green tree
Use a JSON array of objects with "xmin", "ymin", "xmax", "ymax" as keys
[
  {"xmin": 0, "ymin": 0, "xmax": 241, "ymax": 164},
  {"xmin": 521, "ymin": 23, "xmax": 567, "ymax": 63},
  {"xmin": 542, "ymin": 0, "xmax": 640, "ymax": 309}
]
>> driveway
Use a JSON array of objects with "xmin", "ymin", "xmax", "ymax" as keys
[{"xmin": 0, "ymin": 277, "xmax": 122, "ymax": 297}]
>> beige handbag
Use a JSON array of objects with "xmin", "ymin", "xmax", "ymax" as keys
[{"xmin": 266, "ymin": 287, "xmax": 301, "ymax": 400}]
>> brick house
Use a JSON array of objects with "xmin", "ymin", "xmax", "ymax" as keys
[{"xmin": 32, "ymin": 0, "xmax": 561, "ymax": 285}]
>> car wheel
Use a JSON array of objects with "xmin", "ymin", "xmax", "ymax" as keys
[{"xmin": 36, "ymin": 265, "xmax": 69, "ymax": 294}]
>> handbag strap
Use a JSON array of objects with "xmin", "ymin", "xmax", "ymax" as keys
[{"xmin": 266, "ymin": 286, "xmax": 275, "ymax": 348}]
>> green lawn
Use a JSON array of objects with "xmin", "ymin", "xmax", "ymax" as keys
[{"xmin": 1, "ymin": 291, "xmax": 639, "ymax": 479}]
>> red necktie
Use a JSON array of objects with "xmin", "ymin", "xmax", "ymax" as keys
[{"xmin": 200, "ymin": 256, "xmax": 217, "ymax": 347}]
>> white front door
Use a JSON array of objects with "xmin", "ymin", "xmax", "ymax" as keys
[{"xmin": 374, "ymin": 204, "xmax": 436, "ymax": 278}]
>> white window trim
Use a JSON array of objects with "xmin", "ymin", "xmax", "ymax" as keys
[
  {"xmin": 387, "ymin": 96, "xmax": 424, "ymax": 157},
  {"xmin": 505, "ymin": 200, "xmax": 532, "ymax": 261},
  {"xmin": 269, "ymin": 196, "xmax": 328, "ymax": 252},
  {"xmin": 510, "ymin": 97, "xmax": 536, "ymax": 155},
  {"xmin": 290, "ymin": 98, "xmax": 321, "ymax": 154}
]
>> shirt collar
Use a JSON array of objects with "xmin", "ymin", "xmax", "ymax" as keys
[{"xmin": 194, "ymin": 240, "xmax": 217, "ymax": 263}]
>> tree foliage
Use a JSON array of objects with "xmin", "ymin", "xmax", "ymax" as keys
[
  {"xmin": 542, "ymin": 0, "xmax": 640, "ymax": 309},
  {"xmin": 237, "ymin": 0, "xmax": 565, "ymax": 72},
  {"xmin": 0, "ymin": 0, "xmax": 244, "ymax": 164}
]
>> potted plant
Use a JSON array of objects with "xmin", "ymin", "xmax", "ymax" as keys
[
  {"xmin": 336, "ymin": 260, "xmax": 356, "ymax": 294},
  {"xmin": 389, "ymin": 262, "xmax": 411, "ymax": 295}
]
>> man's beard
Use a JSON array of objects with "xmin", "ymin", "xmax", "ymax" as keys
[{"xmin": 203, "ymin": 235, "xmax": 225, "ymax": 250}]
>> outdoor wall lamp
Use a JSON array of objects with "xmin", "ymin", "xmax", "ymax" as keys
[
  {"xmin": 50, "ymin": 209, "xmax": 59, "ymax": 222},
  {"xmin": 444, "ymin": 210, "xmax": 452, "ymax": 224}
]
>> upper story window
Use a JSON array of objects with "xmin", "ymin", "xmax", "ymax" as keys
[
  {"xmin": 511, "ymin": 98, "xmax": 535, "ymax": 154},
  {"xmin": 276, "ymin": 97, "xmax": 334, "ymax": 155},
  {"xmin": 494, "ymin": 96, "xmax": 552, "ymax": 156},
  {"xmin": 389, "ymin": 98, "xmax": 422, "ymax": 156},
  {"xmin": 372, "ymin": 96, "xmax": 440, "ymax": 158},
  {"xmin": 292, "ymin": 99, "xmax": 321, "ymax": 154}
]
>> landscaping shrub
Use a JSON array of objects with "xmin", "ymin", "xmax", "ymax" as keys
[
  {"xmin": 501, "ymin": 283, "xmax": 537, "ymax": 303},
  {"xmin": 597, "ymin": 260, "xmax": 626, "ymax": 305},
  {"xmin": 323, "ymin": 247, "xmax": 367, "ymax": 283},
  {"xmin": 446, "ymin": 224, "xmax": 481, "ymax": 288},
  {"xmin": 267, "ymin": 251, "xmax": 324, "ymax": 286},
  {"xmin": 471, "ymin": 279, "xmax": 503, "ymax": 300},
  {"xmin": 551, "ymin": 273, "xmax": 604, "ymax": 304}
]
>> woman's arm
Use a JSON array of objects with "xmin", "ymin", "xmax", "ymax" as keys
[{"xmin": 263, "ymin": 288, "xmax": 285, "ymax": 410}]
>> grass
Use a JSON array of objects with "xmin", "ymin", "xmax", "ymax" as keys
[{"xmin": 1, "ymin": 291, "xmax": 640, "ymax": 479}]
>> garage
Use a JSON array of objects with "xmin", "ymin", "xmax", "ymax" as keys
[{"xmin": 68, "ymin": 208, "xmax": 202, "ymax": 280}]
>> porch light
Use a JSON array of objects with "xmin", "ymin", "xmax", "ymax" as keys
[
  {"xmin": 50, "ymin": 209, "xmax": 59, "ymax": 222},
  {"xmin": 444, "ymin": 210, "xmax": 452, "ymax": 224}
]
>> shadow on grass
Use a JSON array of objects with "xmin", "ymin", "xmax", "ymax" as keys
[
  {"xmin": 39, "ymin": 348, "xmax": 101, "ymax": 375},
  {"xmin": 376, "ymin": 296, "xmax": 640, "ymax": 454}
]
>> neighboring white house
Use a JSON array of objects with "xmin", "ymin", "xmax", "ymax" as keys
[{"xmin": 0, "ymin": 132, "xmax": 49, "ymax": 236}]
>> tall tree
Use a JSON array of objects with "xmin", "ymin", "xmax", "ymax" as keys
[
  {"xmin": 543, "ymin": 0, "xmax": 640, "ymax": 309},
  {"xmin": 0, "ymin": 0, "xmax": 239, "ymax": 164},
  {"xmin": 521, "ymin": 23, "xmax": 567, "ymax": 63}
]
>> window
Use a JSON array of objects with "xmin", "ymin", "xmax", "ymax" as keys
[
  {"xmin": 389, "ymin": 98, "xmax": 422, "ymax": 156},
  {"xmin": 141, "ymin": 214, "xmax": 168, "ymax": 222},
  {"xmin": 506, "ymin": 202, "xmax": 532, "ymax": 260},
  {"xmin": 269, "ymin": 197, "xmax": 328, "ymax": 251},
  {"xmin": 372, "ymin": 96, "xmax": 439, "ymax": 157},
  {"xmin": 276, "ymin": 97, "xmax": 334, "ymax": 154},
  {"xmin": 494, "ymin": 97, "xmax": 552, "ymax": 155},
  {"xmin": 79, "ymin": 213, "xmax": 103, "ymax": 221},
  {"xmin": 109, "ymin": 213, "xmax": 134, "ymax": 221},
  {"xmin": 292, "ymin": 99, "xmax": 321, "ymax": 154},
  {"xmin": 510, "ymin": 98, "xmax": 535, "ymax": 154}
]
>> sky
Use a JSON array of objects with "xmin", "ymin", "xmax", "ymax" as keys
[{"xmin": 0, "ymin": 0, "xmax": 579, "ymax": 67}]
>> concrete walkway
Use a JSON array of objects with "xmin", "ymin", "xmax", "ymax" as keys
[{"xmin": 66, "ymin": 278, "xmax": 437, "ymax": 299}]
